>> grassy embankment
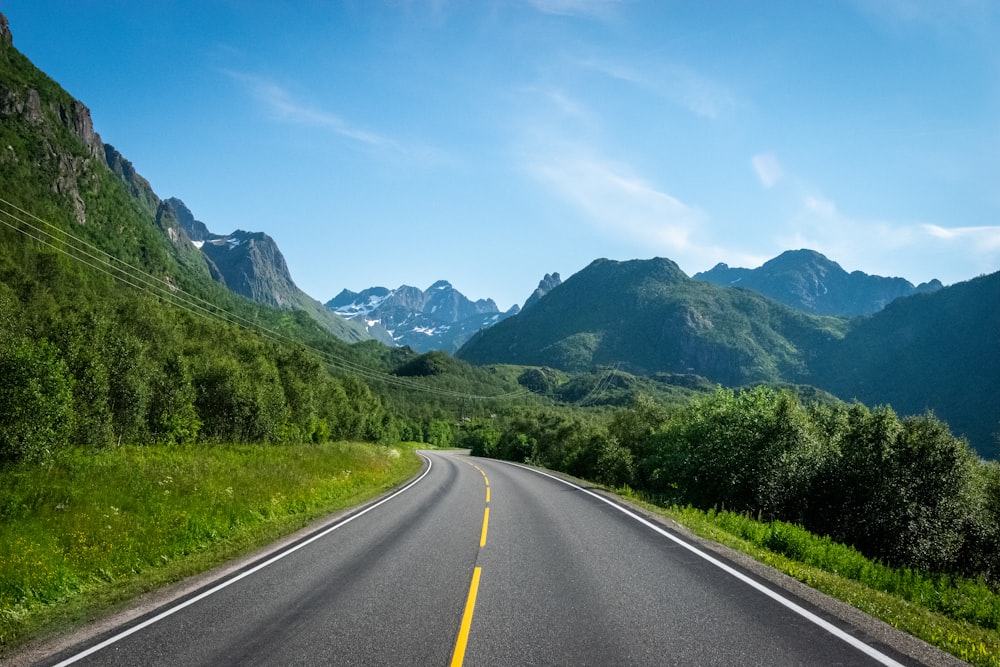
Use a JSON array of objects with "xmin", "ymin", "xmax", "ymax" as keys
[
  {"xmin": 615, "ymin": 489, "xmax": 1000, "ymax": 666},
  {"xmin": 0, "ymin": 442, "xmax": 422, "ymax": 653}
]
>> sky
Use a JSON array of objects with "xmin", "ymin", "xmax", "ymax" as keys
[{"xmin": 3, "ymin": 1, "xmax": 1000, "ymax": 310}]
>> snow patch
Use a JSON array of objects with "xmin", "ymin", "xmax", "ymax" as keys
[{"xmin": 335, "ymin": 291, "xmax": 391, "ymax": 319}]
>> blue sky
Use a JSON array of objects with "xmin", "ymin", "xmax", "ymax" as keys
[{"xmin": 3, "ymin": 1, "xmax": 1000, "ymax": 310}]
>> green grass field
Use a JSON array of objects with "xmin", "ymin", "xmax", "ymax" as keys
[{"xmin": 0, "ymin": 442, "xmax": 422, "ymax": 652}]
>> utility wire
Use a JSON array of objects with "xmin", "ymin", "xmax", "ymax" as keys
[
  {"xmin": 0, "ymin": 197, "xmax": 530, "ymax": 401},
  {"xmin": 578, "ymin": 362, "xmax": 620, "ymax": 406}
]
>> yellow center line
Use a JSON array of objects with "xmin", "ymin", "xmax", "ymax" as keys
[
  {"xmin": 450, "ymin": 566, "xmax": 482, "ymax": 667},
  {"xmin": 451, "ymin": 458, "xmax": 492, "ymax": 665},
  {"xmin": 480, "ymin": 507, "xmax": 490, "ymax": 547},
  {"xmin": 473, "ymin": 465, "xmax": 490, "ymax": 487}
]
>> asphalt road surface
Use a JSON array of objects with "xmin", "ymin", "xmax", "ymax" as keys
[{"xmin": 43, "ymin": 450, "xmax": 939, "ymax": 666}]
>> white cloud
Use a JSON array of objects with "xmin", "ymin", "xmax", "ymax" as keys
[
  {"xmin": 526, "ymin": 0, "xmax": 624, "ymax": 19},
  {"xmin": 922, "ymin": 224, "xmax": 1000, "ymax": 250},
  {"xmin": 226, "ymin": 71, "xmax": 394, "ymax": 147},
  {"xmin": 783, "ymin": 192, "xmax": 1000, "ymax": 283},
  {"xmin": 579, "ymin": 58, "xmax": 736, "ymax": 119},
  {"xmin": 225, "ymin": 70, "xmax": 456, "ymax": 164},
  {"xmin": 855, "ymin": 0, "xmax": 997, "ymax": 33},
  {"xmin": 527, "ymin": 148, "xmax": 704, "ymax": 252},
  {"xmin": 752, "ymin": 152, "xmax": 784, "ymax": 188}
]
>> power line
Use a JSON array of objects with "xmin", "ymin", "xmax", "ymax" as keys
[
  {"xmin": 578, "ymin": 363, "xmax": 620, "ymax": 406},
  {"xmin": 0, "ymin": 197, "xmax": 531, "ymax": 402}
]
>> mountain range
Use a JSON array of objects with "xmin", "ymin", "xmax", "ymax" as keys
[
  {"xmin": 327, "ymin": 273, "xmax": 562, "ymax": 353},
  {"xmin": 458, "ymin": 257, "xmax": 999, "ymax": 457},
  {"xmin": 2, "ymin": 10, "xmax": 996, "ymax": 458},
  {"xmin": 156, "ymin": 198, "xmax": 369, "ymax": 342},
  {"xmin": 326, "ymin": 282, "xmax": 518, "ymax": 353},
  {"xmin": 695, "ymin": 249, "xmax": 943, "ymax": 316}
]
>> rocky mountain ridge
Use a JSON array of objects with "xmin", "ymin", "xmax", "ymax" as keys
[
  {"xmin": 158, "ymin": 198, "xmax": 367, "ymax": 341},
  {"xmin": 0, "ymin": 18, "xmax": 368, "ymax": 344},
  {"xmin": 327, "ymin": 281, "xmax": 520, "ymax": 353},
  {"xmin": 695, "ymin": 249, "xmax": 943, "ymax": 317}
]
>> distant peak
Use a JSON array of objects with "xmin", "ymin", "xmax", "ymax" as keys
[
  {"xmin": 428, "ymin": 279, "xmax": 452, "ymax": 291},
  {"xmin": 523, "ymin": 271, "xmax": 563, "ymax": 310}
]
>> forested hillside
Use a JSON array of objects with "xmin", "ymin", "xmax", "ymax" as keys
[
  {"xmin": 458, "ymin": 257, "xmax": 849, "ymax": 385},
  {"xmin": 458, "ymin": 256, "xmax": 999, "ymax": 457},
  {"xmin": 812, "ymin": 271, "xmax": 1000, "ymax": 458},
  {"xmin": 0, "ymin": 20, "xmax": 526, "ymax": 465}
]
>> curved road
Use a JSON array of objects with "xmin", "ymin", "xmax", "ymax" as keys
[{"xmin": 43, "ymin": 450, "xmax": 938, "ymax": 666}]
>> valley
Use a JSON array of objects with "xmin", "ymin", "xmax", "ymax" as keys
[{"xmin": 1, "ymin": 10, "xmax": 998, "ymax": 665}]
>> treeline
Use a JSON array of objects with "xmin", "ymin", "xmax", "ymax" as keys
[
  {"xmin": 0, "ymin": 260, "xmax": 397, "ymax": 465},
  {"xmin": 0, "ymin": 238, "xmax": 534, "ymax": 466},
  {"xmin": 469, "ymin": 386, "xmax": 1000, "ymax": 584}
]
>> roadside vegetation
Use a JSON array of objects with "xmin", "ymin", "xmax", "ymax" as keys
[
  {"xmin": 642, "ymin": 503, "xmax": 1000, "ymax": 665},
  {"xmin": 469, "ymin": 386, "xmax": 1000, "ymax": 665},
  {"xmin": 0, "ymin": 441, "xmax": 421, "ymax": 651}
]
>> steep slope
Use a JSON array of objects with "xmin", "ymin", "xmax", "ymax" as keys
[
  {"xmin": 522, "ymin": 272, "xmax": 561, "ymax": 311},
  {"xmin": 457, "ymin": 257, "xmax": 848, "ymax": 386},
  {"xmin": 327, "ymin": 280, "xmax": 518, "ymax": 353},
  {"xmin": 812, "ymin": 271, "xmax": 1000, "ymax": 458},
  {"xmin": 695, "ymin": 249, "xmax": 942, "ymax": 316},
  {"xmin": 0, "ymin": 21, "xmax": 367, "ymax": 345},
  {"xmin": 163, "ymin": 198, "xmax": 370, "ymax": 343}
]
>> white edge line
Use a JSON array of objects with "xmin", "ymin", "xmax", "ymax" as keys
[
  {"xmin": 53, "ymin": 454, "xmax": 433, "ymax": 667},
  {"xmin": 495, "ymin": 460, "xmax": 906, "ymax": 667}
]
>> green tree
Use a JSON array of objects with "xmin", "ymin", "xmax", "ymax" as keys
[
  {"xmin": 0, "ymin": 338, "xmax": 74, "ymax": 464},
  {"xmin": 807, "ymin": 404, "xmax": 976, "ymax": 571}
]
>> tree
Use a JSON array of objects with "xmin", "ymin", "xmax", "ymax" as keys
[{"xmin": 0, "ymin": 337, "xmax": 74, "ymax": 464}]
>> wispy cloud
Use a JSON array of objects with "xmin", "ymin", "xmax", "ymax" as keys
[
  {"xmin": 526, "ymin": 145, "xmax": 705, "ymax": 252},
  {"xmin": 923, "ymin": 223, "xmax": 1000, "ymax": 250},
  {"xmin": 224, "ymin": 70, "xmax": 455, "ymax": 164},
  {"xmin": 785, "ymin": 192, "xmax": 1000, "ymax": 283},
  {"xmin": 227, "ymin": 70, "xmax": 393, "ymax": 146},
  {"xmin": 855, "ymin": 0, "xmax": 997, "ymax": 33},
  {"xmin": 526, "ymin": 0, "xmax": 625, "ymax": 19},
  {"xmin": 752, "ymin": 152, "xmax": 785, "ymax": 189},
  {"xmin": 578, "ymin": 58, "xmax": 735, "ymax": 119}
]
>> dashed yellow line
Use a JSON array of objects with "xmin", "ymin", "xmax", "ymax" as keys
[
  {"xmin": 480, "ymin": 507, "xmax": 490, "ymax": 547},
  {"xmin": 452, "ymin": 458, "xmax": 492, "ymax": 666}
]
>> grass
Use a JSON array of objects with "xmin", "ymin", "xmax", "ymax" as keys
[
  {"xmin": 0, "ymin": 441, "xmax": 422, "ymax": 653},
  {"xmin": 614, "ymin": 488, "xmax": 1000, "ymax": 666}
]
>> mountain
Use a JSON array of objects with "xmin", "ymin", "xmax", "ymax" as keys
[
  {"xmin": 457, "ymin": 258, "xmax": 848, "ymax": 386},
  {"xmin": 0, "ymin": 14, "xmax": 366, "ymax": 345},
  {"xmin": 327, "ymin": 280, "xmax": 519, "ymax": 353},
  {"xmin": 694, "ymin": 249, "xmax": 943, "ymax": 317},
  {"xmin": 457, "ymin": 256, "xmax": 999, "ymax": 457},
  {"xmin": 161, "ymin": 199, "xmax": 368, "ymax": 341},
  {"xmin": 523, "ymin": 272, "xmax": 562, "ymax": 311},
  {"xmin": 811, "ymin": 271, "xmax": 1000, "ymax": 458}
]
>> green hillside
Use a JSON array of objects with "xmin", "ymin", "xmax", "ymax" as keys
[
  {"xmin": 458, "ymin": 257, "xmax": 999, "ymax": 457},
  {"xmin": 0, "ymin": 25, "xmax": 527, "ymax": 462},
  {"xmin": 812, "ymin": 272, "xmax": 1000, "ymax": 458},
  {"xmin": 458, "ymin": 257, "xmax": 849, "ymax": 386}
]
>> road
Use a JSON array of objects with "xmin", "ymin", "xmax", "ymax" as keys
[{"xmin": 42, "ymin": 450, "xmax": 935, "ymax": 666}]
